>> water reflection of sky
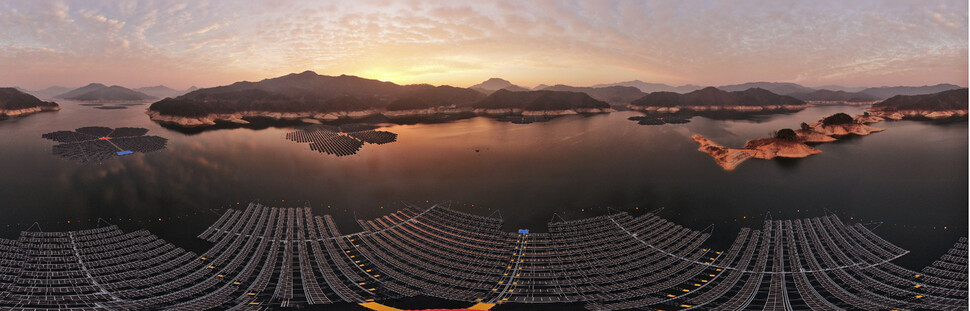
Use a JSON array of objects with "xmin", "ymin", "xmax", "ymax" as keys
[{"xmin": 0, "ymin": 101, "xmax": 966, "ymax": 269}]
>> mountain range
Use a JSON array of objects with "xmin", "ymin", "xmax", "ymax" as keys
[
  {"xmin": 591, "ymin": 80, "xmax": 703, "ymax": 94},
  {"xmin": 871, "ymin": 88, "xmax": 968, "ymax": 111},
  {"xmin": 630, "ymin": 87, "xmax": 806, "ymax": 109}
]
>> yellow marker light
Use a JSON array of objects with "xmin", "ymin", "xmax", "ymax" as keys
[
  {"xmin": 667, "ymin": 294, "xmax": 676, "ymax": 298},
  {"xmin": 681, "ymin": 305, "xmax": 692, "ymax": 308},
  {"xmin": 233, "ymin": 282, "xmax": 240, "ymax": 285},
  {"xmin": 208, "ymin": 266, "xmax": 215, "ymax": 269},
  {"xmin": 682, "ymin": 289, "xmax": 690, "ymax": 292},
  {"xmin": 249, "ymin": 302, "xmax": 260, "ymax": 305},
  {"xmin": 366, "ymin": 269, "xmax": 372, "ymax": 272},
  {"xmin": 218, "ymin": 275, "xmax": 224, "ymax": 278},
  {"xmin": 248, "ymin": 293, "xmax": 255, "ymax": 296}
]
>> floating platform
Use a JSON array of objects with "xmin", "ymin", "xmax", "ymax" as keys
[
  {"xmin": 0, "ymin": 203, "xmax": 965, "ymax": 310},
  {"xmin": 41, "ymin": 126, "xmax": 168, "ymax": 163},
  {"xmin": 285, "ymin": 124, "xmax": 397, "ymax": 157}
]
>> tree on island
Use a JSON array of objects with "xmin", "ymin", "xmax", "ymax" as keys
[
  {"xmin": 800, "ymin": 122, "xmax": 811, "ymax": 130},
  {"xmin": 774, "ymin": 128, "xmax": 798, "ymax": 141},
  {"xmin": 821, "ymin": 112, "xmax": 855, "ymax": 126}
]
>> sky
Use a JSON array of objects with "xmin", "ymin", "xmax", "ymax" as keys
[{"xmin": 0, "ymin": 0, "xmax": 967, "ymax": 90}]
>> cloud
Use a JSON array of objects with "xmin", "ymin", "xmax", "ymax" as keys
[{"xmin": 0, "ymin": 0, "xmax": 966, "ymax": 89}]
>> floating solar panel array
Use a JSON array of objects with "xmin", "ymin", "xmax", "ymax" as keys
[
  {"xmin": 41, "ymin": 126, "xmax": 168, "ymax": 163},
  {"xmin": 285, "ymin": 124, "xmax": 397, "ymax": 157},
  {"xmin": 0, "ymin": 203, "xmax": 965, "ymax": 310}
]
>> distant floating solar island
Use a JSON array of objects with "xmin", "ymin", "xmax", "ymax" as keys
[
  {"xmin": 285, "ymin": 124, "xmax": 397, "ymax": 156},
  {"xmin": 41, "ymin": 127, "xmax": 168, "ymax": 163}
]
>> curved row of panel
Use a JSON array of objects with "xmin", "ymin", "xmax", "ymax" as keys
[{"xmin": 0, "ymin": 203, "xmax": 965, "ymax": 310}]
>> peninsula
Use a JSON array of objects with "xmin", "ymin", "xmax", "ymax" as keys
[
  {"xmin": 0, "ymin": 87, "xmax": 60, "ymax": 120},
  {"xmin": 147, "ymin": 72, "xmax": 613, "ymax": 127},
  {"xmin": 868, "ymin": 88, "xmax": 968, "ymax": 120},
  {"xmin": 628, "ymin": 87, "xmax": 809, "ymax": 113}
]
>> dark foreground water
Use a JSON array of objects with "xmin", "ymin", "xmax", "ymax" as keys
[{"xmin": 0, "ymin": 101, "xmax": 966, "ymax": 277}]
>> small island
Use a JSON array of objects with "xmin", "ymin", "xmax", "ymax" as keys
[
  {"xmin": 868, "ymin": 88, "xmax": 968, "ymax": 120},
  {"xmin": 0, "ymin": 87, "xmax": 61, "ymax": 120},
  {"xmin": 692, "ymin": 112, "xmax": 885, "ymax": 170}
]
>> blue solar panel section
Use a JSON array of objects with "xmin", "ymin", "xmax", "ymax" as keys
[
  {"xmin": 116, "ymin": 150, "xmax": 133, "ymax": 155},
  {"xmin": 518, "ymin": 229, "xmax": 529, "ymax": 234}
]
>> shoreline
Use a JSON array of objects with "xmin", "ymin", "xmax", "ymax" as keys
[
  {"xmin": 627, "ymin": 104, "xmax": 809, "ymax": 113},
  {"xmin": 147, "ymin": 107, "xmax": 615, "ymax": 127},
  {"xmin": 0, "ymin": 106, "xmax": 61, "ymax": 118}
]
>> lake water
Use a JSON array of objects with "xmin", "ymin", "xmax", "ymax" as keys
[{"xmin": 0, "ymin": 101, "xmax": 965, "ymax": 272}]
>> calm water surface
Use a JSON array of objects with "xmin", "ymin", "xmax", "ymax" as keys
[{"xmin": 0, "ymin": 101, "xmax": 965, "ymax": 271}]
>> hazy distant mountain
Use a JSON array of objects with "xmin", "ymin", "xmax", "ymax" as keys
[
  {"xmin": 385, "ymin": 85, "xmax": 486, "ymax": 111},
  {"xmin": 813, "ymin": 85, "xmax": 866, "ymax": 93},
  {"xmin": 55, "ymin": 83, "xmax": 109, "ymax": 99},
  {"xmin": 787, "ymin": 89, "xmax": 878, "ymax": 102},
  {"xmin": 135, "ymin": 85, "xmax": 197, "ymax": 99},
  {"xmin": 591, "ymin": 80, "xmax": 703, "ymax": 94},
  {"xmin": 630, "ymin": 87, "xmax": 805, "ymax": 108},
  {"xmin": 871, "ymin": 88, "xmax": 968, "ymax": 111},
  {"xmin": 469, "ymin": 78, "xmax": 530, "ymax": 94},
  {"xmin": 26, "ymin": 86, "xmax": 72, "ymax": 99},
  {"xmin": 716, "ymin": 82, "xmax": 815, "ymax": 95},
  {"xmin": 472, "ymin": 89, "xmax": 610, "ymax": 111},
  {"xmin": 533, "ymin": 84, "xmax": 551, "ymax": 90},
  {"xmin": 0, "ymin": 87, "xmax": 60, "ymax": 117},
  {"xmin": 55, "ymin": 83, "xmax": 155, "ymax": 101},
  {"xmin": 539, "ymin": 84, "xmax": 646, "ymax": 105},
  {"xmin": 859, "ymin": 84, "xmax": 963, "ymax": 99}
]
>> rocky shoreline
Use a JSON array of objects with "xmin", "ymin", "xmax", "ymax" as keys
[
  {"xmin": 691, "ymin": 112, "xmax": 891, "ymax": 170},
  {"xmin": 0, "ymin": 105, "xmax": 61, "ymax": 118},
  {"xmin": 628, "ymin": 104, "xmax": 808, "ymax": 113},
  {"xmin": 867, "ymin": 109, "xmax": 968, "ymax": 120},
  {"xmin": 691, "ymin": 135, "xmax": 822, "ymax": 171},
  {"xmin": 147, "ymin": 107, "xmax": 615, "ymax": 127}
]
